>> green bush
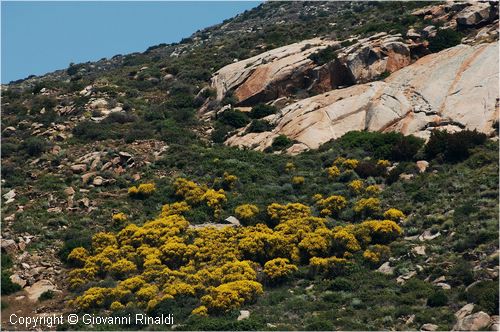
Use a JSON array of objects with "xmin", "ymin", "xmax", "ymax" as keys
[
  {"xmin": 271, "ymin": 135, "xmax": 293, "ymax": 151},
  {"xmin": 354, "ymin": 160, "xmax": 386, "ymax": 178},
  {"xmin": 338, "ymin": 131, "xmax": 424, "ymax": 161},
  {"xmin": 466, "ymin": 281, "xmax": 499, "ymax": 315},
  {"xmin": 218, "ymin": 109, "xmax": 250, "ymax": 128},
  {"xmin": 309, "ymin": 45, "xmax": 338, "ymax": 65},
  {"xmin": 427, "ymin": 290, "xmax": 448, "ymax": 307},
  {"xmin": 428, "ymin": 29, "xmax": 463, "ymax": 53},
  {"xmin": 39, "ymin": 290, "xmax": 55, "ymax": 301},
  {"xmin": 425, "ymin": 129, "xmax": 487, "ymax": 162},
  {"xmin": 1, "ymin": 271, "xmax": 21, "ymax": 295},
  {"xmin": 246, "ymin": 120, "xmax": 273, "ymax": 133},
  {"xmin": 22, "ymin": 137, "xmax": 48, "ymax": 157},
  {"xmin": 249, "ymin": 104, "xmax": 278, "ymax": 119}
]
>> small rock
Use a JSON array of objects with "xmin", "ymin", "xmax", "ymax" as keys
[
  {"xmin": 17, "ymin": 240, "xmax": 26, "ymax": 251},
  {"xmin": 78, "ymin": 197, "xmax": 90, "ymax": 208},
  {"xmin": 489, "ymin": 315, "xmax": 499, "ymax": 332},
  {"xmin": 455, "ymin": 303, "xmax": 474, "ymax": 320},
  {"xmin": 237, "ymin": 310, "xmax": 250, "ymax": 321},
  {"xmin": 92, "ymin": 176, "xmax": 104, "ymax": 186},
  {"xmin": 416, "ymin": 160, "xmax": 429, "ymax": 173},
  {"xmin": 421, "ymin": 323, "xmax": 438, "ymax": 331},
  {"xmin": 10, "ymin": 274, "xmax": 26, "ymax": 288},
  {"xmin": 101, "ymin": 161, "xmax": 113, "ymax": 171},
  {"xmin": 47, "ymin": 207, "xmax": 62, "ymax": 213},
  {"xmin": 407, "ymin": 28, "xmax": 421, "ymax": 40},
  {"xmin": 3, "ymin": 189, "xmax": 16, "ymax": 201},
  {"xmin": 24, "ymin": 280, "xmax": 58, "ymax": 302},
  {"xmin": 397, "ymin": 271, "xmax": 417, "ymax": 284},
  {"xmin": 267, "ymin": 323, "xmax": 277, "ymax": 328},
  {"xmin": 399, "ymin": 173, "xmax": 414, "ymax": 181},
  {"xmin": 225, "ymin": 216, "xmax": 241, "ymax": 226},
  {"xmin": 21, "ymin": 262, "xmax": 30, "ymax": 269},
  {"xmin": 81, "ymin": 172, "xmax": 96, "ymax": 185},
  {"xmin": 453, "ymin": 311, "xmax": 491, "ymax": 331},
  {"xmin": 64, "ymin": 187, "xmax": 75, "ymax": 196},
  {"xmin": 132, "ymin": 173, "xmax": 141, "ymax": 181},
  {"xmin": 15, "ymin": 295, "xmax": 25, "ymax": 301},
  {"xmin": 51, "ymin": 145, "xmax": 61, "ymax": 155},
  {"xmin": 377, "ymin": 262, "xmax": 394, "ymax": 275},
  {"xmin": 433, "ymin": 276, "xmax": 446, "ymax": 283},
  {"xmin": 1, "ymin": 239, "xmax": 18, "ymax": 255},
  {"xmin": 70, "ymin": 164, "xmax": 87, "ymax": 173},
  {"xmin": 305, "ymin": 284, "xmax": 314, "ymax": 291},
  {"xmin": 435, "ymin": 282, "xmax": 451, "ymax": 290},
  {"xmin": 119, "ymin": 151, "xmax": 132, "ymax": 159},
  {"xmin": 412, "ymin": 245, "xmax": 426, "ymax": 256},
  {"xmin": 419, "ymin": 230, "xmax": 441, "ymax": 241}
]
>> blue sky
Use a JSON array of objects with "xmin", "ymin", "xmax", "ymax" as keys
[{"xmin": 1, "ymin": 1, "xmax": 260, "ymax": 83}]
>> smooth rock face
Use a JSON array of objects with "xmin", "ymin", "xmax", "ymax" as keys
[
  {"xmin": 226, "ymin": 42, "xmax": 499, "ymax": 153},
  {"xmin": 453, "ymin": 311, "xmax": 491, "ymax": 331},
  {"xmin": 212, "ymin": 33, "xmax": 415, "ymax": 106},
  {"xmin": 212, "ymin": 38, "xmax": 338, "ymax": 105}
]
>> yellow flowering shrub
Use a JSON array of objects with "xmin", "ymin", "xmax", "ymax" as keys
[
  {"xmin": 327, "ymin": 165, "xmax": 340, "ymax": 179},
  {"xmin": 161, "ymin": 201, "xmax": 191, "ymax": 217},
  {"xmin": 112, "ymin": 212, "xmax": 127, "ymax": 223},
  {"xmin": 383, "ymin": 208, "xmax": 406, "ymax": 221},
  {"xmin": 110, "ymin": 301, "xmax": 125, "ymax": 311},
  {"xmin": 359, "ymin": 220, "xmax": 402, "ymax": 244},
  {"xmin": 109, "ymin": 259, "xmax": 137, "ymax": 279},
  {"xmin": 331, "ymin": 228, "xmax": 361, "ymax": 253},
  {"xmin": 309, "ymin": 256, "xmax": 351, "ymax": 277},
  {"xmin": 353, "ymin": 197, "xmax": 381, "ymax": 215},
  {"xmin": 365, "ymin": 185, "xmax": 381, "ymax": 195},
  {"xmin": 348, "ymin": 180, "xmax": 364, "ymax": 194},
  {"xmin": 377, "ymin": 159, "xmax": 391, "ymax": 167},
  {"xmin": 192, "ymin": 305, "xmax": 209, "ymax": 316},
  {"xmin": 128, "ymin": 183, "xmax": 156, "ymax": 197},
  {"xmin": 222, "ymin": 172, "xmax": 238, "ymax": 190},
  {"xmin": 362, "ymin": 244, "xmax": 391, "ymax": 264},
  {"xmin": 67, "ymin": 247, "xmax": 89, "ymax": 267},
  {"xmin": 291, "ymin": 176, "xmax": 305, "ymax": 186},
  {"xmin": 201, "ymin": 280, "xmax": 263, "ymax": 313},
  {"xmin": 263, "ymin": 258, "xmax": 297, "ymax": 282},
  {"xmin": 285, "ymin": 162, "xmax": 296, "ymax": 172},
  {"xmin": 235, "ymin": 204, "xmax": 259, "ymax": 221},
  {"xmin": 173, "ymin": 178, "xmax": 206, "ymax": 204},
  {"xmin": 342, "ymin": 159, "xmax": 359, "ymax": 169},
  {"xmin": 70, "ymin": 287, "xmax": 113, "ymax": 310},
  {"xmin": 267, "ymin": 203, "xmax": 311, "ymax": 222},
  {"xmin": 202, "ymin": 189, "xmax": 227, "ymax": 218},
  {"xmin": 298, "ymin": 228, "xmax": 332, "ymax": 257},
  {"xmin": 316, "ymin": 195, "xmax": 347, "ymax": 216},
  {"xmin": 68, "ymin": 175, "xmax": 405, "ymax": 315},
  {"xmin": 92, "ymin": 232, "xmax": 118, "ymax": 253}
]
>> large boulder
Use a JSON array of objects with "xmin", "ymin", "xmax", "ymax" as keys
[
  {"xmin": 453, "ymin": 311, "xmax": 491, "ymax": 331},
  {"xmin": 225, "ymin": 42, "xmax": 499, "ymax": 153},
  {"xmin": 211, "ymin": 34, "xmax": 415, "ymax": 106},
  {"xmin": 211, "ymin": 38, "xmax": 338, "ymax": 106},
  {"xmin": 456, "ymin": 2, "xmax": 493, "ymax": 27}
]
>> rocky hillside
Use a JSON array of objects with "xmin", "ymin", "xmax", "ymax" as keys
[
  {"xmin": 1, "ymin": 1, "xmax": 499, "ymax": 331},
  {"xmin": 212, "ymin": 2, "xmax": 499, "ymax": 153}
]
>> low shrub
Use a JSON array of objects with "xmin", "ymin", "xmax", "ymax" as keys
[
  {"xmin": 249, "ymin": 104, "xmax": 278, "ymax": 119},
  {"xmin": 218, "ymin": 109, "xmax": 250, "ymax": 128},
  {"xmin": 425, "ymin": 129, "xmax": 487, "ymax": 162}
]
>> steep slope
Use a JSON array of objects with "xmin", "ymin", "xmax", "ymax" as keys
[{"xmin": 225, "ymin": 41, "xmax": 499, "ymax": 153}]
